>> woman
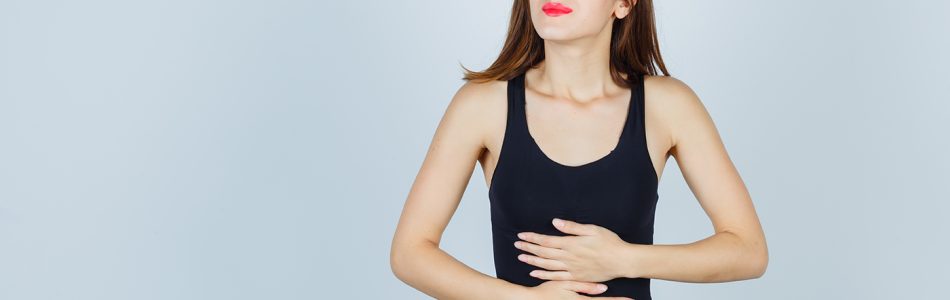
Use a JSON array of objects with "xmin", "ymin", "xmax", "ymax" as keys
[{"xmin": 390, "ymin": 1, "xmax": 768, "ymax": 299}]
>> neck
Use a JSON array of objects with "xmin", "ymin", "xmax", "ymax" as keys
[{"xmin": 531, "ymin": 26, "xmax": 620, "ymax": 103}]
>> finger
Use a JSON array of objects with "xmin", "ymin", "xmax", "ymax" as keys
[
  {"xmin": 518, "ymin": 231, "xmax": 567, "ymax": 248},
  {"xmin": 514, "ymin": 240, "xmax": 565, "ymax": 259},
  {"xmin": 518, "ymin": 253, "xmax": 567, "ymax": 270},
  {"xmin": 529, "ymin": 269, "xmax": 573, "ymax": 281},
  {"xmin": 553, "ymin": 218, "xmax": 600, "ymax": 236},
  {"xmin": 555, "ymin": 280, "xmax": 608, "ymax": 295}
]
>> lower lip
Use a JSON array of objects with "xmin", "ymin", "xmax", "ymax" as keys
[{"xmin": 543, "ymin": 9, "xmax": 571, "ymax": 17}]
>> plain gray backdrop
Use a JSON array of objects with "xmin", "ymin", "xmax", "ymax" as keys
[{"xmin": 1, "ymin": 0, "xmax": 948, "ymax": 299}]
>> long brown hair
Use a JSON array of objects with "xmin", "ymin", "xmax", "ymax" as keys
[{"xmin": 460, "ymin": 0, "xmax": 670, "ymax": 88}]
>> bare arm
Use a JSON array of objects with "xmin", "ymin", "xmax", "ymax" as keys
[
  {"xmin": 617, "ymin": 76, "xmax": 769, "ymax": 282},
  {"xmin": 389, "ymin": 81, "xmax": 528, "ymax": 299},
  {"xmin": 392, "ymin": 240, "xmax": 527, "ymax": 299}
]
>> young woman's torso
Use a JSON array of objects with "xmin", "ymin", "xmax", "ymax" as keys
[
  {"xmin": 479, "ymin": 70, "xmax": 670, "ymax": 186},
  {"xmin": 475, "ymin": 68, "xmax": 674, "ymax": 298}
]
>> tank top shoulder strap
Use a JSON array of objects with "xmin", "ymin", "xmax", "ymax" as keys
[
  {"xmin": 503, "ymin": 71, "xmax": 531, "ymax": 145},
  {"xmin": 491, "ymin": 71, "xmax": 530, "ymax": 183},
  {"xmin": 506, "ymin": 71, "xmax": 526, "ymax": 125},
  {"xmin": 624, "ymin": 72, "xmax": 659, "ymax": 182},
  {"xmin": 631, "ymin": 72, "xmax": 646, "ymax": 140}
]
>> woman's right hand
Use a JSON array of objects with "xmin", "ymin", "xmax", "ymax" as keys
[{"xmin": 520, "ymin": 280, "xmax": 634, "ymax": 300}]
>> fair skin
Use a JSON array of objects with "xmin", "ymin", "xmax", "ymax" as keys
[{"xmin": 390, "ymin": 0, "xmax": 768, "ymax": 299}]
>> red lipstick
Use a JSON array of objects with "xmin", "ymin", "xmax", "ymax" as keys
[{"xmin": 542, "ymin": 2, "xmax": 573, "ymax": 17}]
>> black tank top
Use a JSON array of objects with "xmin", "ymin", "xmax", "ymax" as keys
[{"xmin": 488, "ymin": 71, "xmax": 660, "ymax": 299}]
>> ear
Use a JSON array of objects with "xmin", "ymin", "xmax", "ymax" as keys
[{"xmin": 615, "ymin": 0, "xmax": 636, "ymax": 19}]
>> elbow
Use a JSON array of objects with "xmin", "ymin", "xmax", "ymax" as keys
[
  {"xmin": 390, "ymin": 243, "xmax": 411, "ymax": 282},
  {"xmin": 730, "ymin": 230, "xmax": 768, "ymax": 280},
  {"xmin": 754, "ymin": 252, "xmax": 769, "ymax": 278},
  {"xmin": 746, "ymin": 257, "xmax": 767, "ymax": 279},
  {"xmin": 390, "ymin": 239, "xmax": 434, "ymax": 282},
  {"xmin": 747, "ymin": 244, "xmax": 769, "ymax": 279},
  {"xmin": 723, "ymin": 229, "xmax": 769, "ymax": 280}
]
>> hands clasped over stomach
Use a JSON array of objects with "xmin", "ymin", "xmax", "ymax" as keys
[{"xmin": 515, "ymin": 218, "xmax": 638, "ymax": 299}]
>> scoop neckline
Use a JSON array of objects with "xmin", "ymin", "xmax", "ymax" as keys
[{"xmin": 520, "ymin": 73, "xmax": 634, "ymax": 169}]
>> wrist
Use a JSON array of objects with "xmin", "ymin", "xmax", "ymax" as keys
[
  {"xmin": 617, "ymin": 242, "xmax": 648, "ymax": 279},
  {"xmin": 504, "ymin": 284, "xmax": 532, "ymax": 300}
]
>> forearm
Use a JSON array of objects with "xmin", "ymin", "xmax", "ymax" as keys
[
  {"xmin": 619, "ymin": 231, "xmax": 767, "ymax": 283},
  {"xmin": 391, "ymin": 241, "xmax": 528, "ymax": 300}
]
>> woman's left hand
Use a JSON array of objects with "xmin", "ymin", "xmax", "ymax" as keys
[{"xmin": 514, "ymin": 218, "xmax": 634, "ymax": 283}]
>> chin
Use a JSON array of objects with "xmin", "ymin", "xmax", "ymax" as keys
[{"xmin": 535, "ymin": 29, "xmax": 581, "ymax": 41}]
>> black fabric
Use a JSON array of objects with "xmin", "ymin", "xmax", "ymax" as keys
[{"xmin": 488, "ymin": 71, "xmax": 660, "ymax": 299}]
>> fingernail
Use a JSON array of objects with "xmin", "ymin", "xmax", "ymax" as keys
[
  {"xmin": 553, "ymin": 218, "xmax": 564, "ymax": 227},
  {"xmin": 517, "ymin": 232, "xmax": 525, "ymax": 239},
  {"xmin": 598, "ymin": 284, "xmax": 607, "ymax": 291}
]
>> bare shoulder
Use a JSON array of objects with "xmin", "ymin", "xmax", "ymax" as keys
[
  {"xmin": 642, "ymin": 74, "xmax": 718, "ymax": 149},
  {"xmin": 440, "ymin": 78, "xmax": 509, "ymax": 149},
  {"xmin": 449, "ymin": 78, "xmax": 508, "ymax": 112},
  {"xmin": 642, "ymin": 74, "xmax": 704, "ymax": 114}
]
